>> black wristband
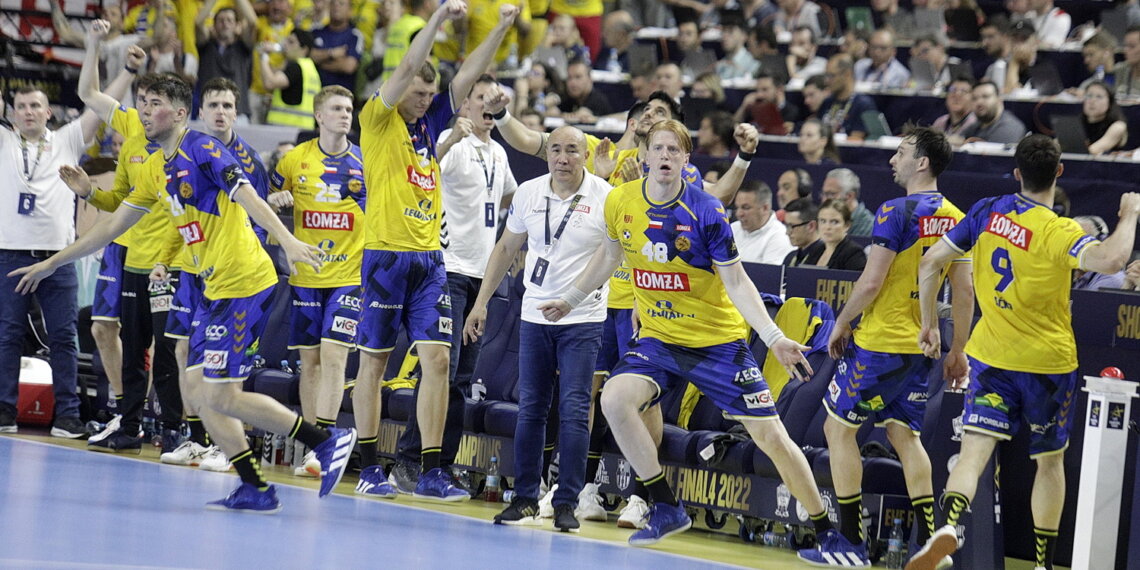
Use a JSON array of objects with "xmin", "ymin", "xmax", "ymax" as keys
[
  {"xmin": 125, "ymin": 65, "xmax": 139, "ymax": 74},
  {"xmin": 737, "ymin": 150, "xmax": 755, "ymax": 162},
  {"xmin": 491, "ymin": 108, "xmax": 507, "ymax": 120}
]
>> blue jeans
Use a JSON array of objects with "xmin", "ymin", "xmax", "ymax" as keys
[
  {"xmin": 515, "ymin": 320, "xmax": 602, "ymax": 506},
  {"xmin": 0, "ymin": 252, "xmax": 79, "ymax": 419}
]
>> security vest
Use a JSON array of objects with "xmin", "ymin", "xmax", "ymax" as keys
[
  {"xmin": 267, "ymin": 57, "xmax": 320, "ymax": 129},
  {"xmin": 381, "ymin": 14, "xmax": 426, "ymax": 83}
]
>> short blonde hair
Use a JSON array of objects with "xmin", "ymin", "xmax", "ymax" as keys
[
  {"xmin": 647, "ymin": 119, "xmax": 693, "ymax": 154},
  {"xmin": 314, "ymin": 85, "xmax": 354, "ymax": 111}
]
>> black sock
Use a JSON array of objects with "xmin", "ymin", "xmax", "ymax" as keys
[
  {"xmin": 289, "ymin": 416, "xmax": 329, "ymax": 449},
  {"xmin": 1034, "ymin": 527, "xmax": 1057, "ymax": 570},
  {"xmin": 632, "ymin": 477, "xmax": 649, "ymax": 502},
  {"xmin": 642, "ymin": 473, "xmax": 677, "ymax": 506},
  {"xmin": 811, "ymin": 510, "xmax": 834, "ymax": 534},
  {"xmin": 231, "ymin": 449, "xmax": 268, "ymax": 490},
  {"xmin": 316, "ymin": 417, "xmax": 337, "ymax": 429},
  {"xmin": 359, "ymin": 437, "xmax": 379, "ymax": 468},
  {"xmin": 913, "ymin": 495, "xmax": 936, "ymax": 546},
  {"xmin": 837, "ymin": 493, "xmax": 863, "ymax": 544},
  {"xmin": 585, "ymin": 453, "xmax": 602, "ymax": 486},
  {"xmin": 113, "ymin": 394, "xmax": 123, "ymax": 408},
  {"xmin": 187, "ymin": 416, "xmax": 209, "ymax": 446},
  {"xmin": 422, "ymin": 447, "xmax": 441, "ymax": 472},
  {"xmin": 940, "ymin": 491, "xmax": 970, "ymax": 528}
]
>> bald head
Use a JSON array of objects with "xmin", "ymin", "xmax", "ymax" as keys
[
  {"xmin": 548, "ymin": 126, "xmax": 589, "ymax": 189},
  {"xmin": 603, "ymin": 10, "xmax": 635, "ymax": 50}
]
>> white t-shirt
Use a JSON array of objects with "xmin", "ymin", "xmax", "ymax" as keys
[
  {"xmin": 731, "ymin": 215, "xmax": 795, "ymax": 265},
  {"xmin": 0, "ymin": 121, "xmax": 87, "ymax": 250},
  {"xmin": 438, "ymin": 130, "xmax": 518, "ymax": 278},
  {"xmin": 506, "ymin": 171, "xmax": 611, "ymax": 325}
]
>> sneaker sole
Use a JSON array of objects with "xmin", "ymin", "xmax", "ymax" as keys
[
  {"xmin": 576, "ymin": 509, "xmax": 608, "ymax": 522},
  {"xmin": 0, "ymin": 426, "xmax": 16, "ymax": 434},
  {"xmin": 554, "ymin": 524, "xmax": 581, "ymax": 533},
  {"xmin": 87, "ymin": 445, "xmax": 142, "ymax": 455},
  {"xmin": 617, "ymin": 520, "xmax": 646, "ymax": 529},
  {"xmin": 199, "ymin": 464, "xmax": 234, "ymax": 472},
  {"xmin": 355, "ymin": 489, "xmax": 399, "ymax": 499},
  {"xmin": 494, "ymin": 516, "xmax": 542, "ymax": 526},
  {"xmin": 798, "ymin": 553, "xmax": 870, "ymax": 568},
  {"xmin": 50, "ymin": 428, "xmax": 88, "ymax": 439},
  {"xmin": 205, "ymin": 504, "xmax": 283, "ymax": 515},
  {"xmin": 906, "ymin": 530, "xmax": 959, "ymax": 570},
  {"xmin": 628, "ymin": 519, "xmax": 693, "ymax": 546},
  {"xmin": 411, "ymin": 492, "xmax": 470, "ymax": 503}
]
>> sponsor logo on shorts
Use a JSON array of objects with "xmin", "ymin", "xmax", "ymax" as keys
[
  {"xmin": 633, "ymin": 269, "xmax": 690, "ymax": 291},
  {"xmin": 368, "ymin": 302, "xmax": 403, "ymax": 309},
  {"xmin": 178, "ymin": 222, "xmax": 205, "ymax": 245},
  {"xmin": 907, "ymin": 391, "xmax": 927, "ymax": 402},
  {"xmin": 733, "ymin": 367, "xmax": 763, "ymax": 387},
  {"xmin": 985, "ymin": 213, "xmax": 1032, "ymax": 250},
  {"xmin": 919, "ymin": 216, "xmax": 957, "ymax": 238},
  {"xmin": 742, "ymin": 390, "xmax": 774, "ymax": 409},
  {"xmin": 437, "ymin": 294, "xmax": 452, "ymax": 309},
  {"xmin": 331, "ymin": 316, "xmax": 358, "ymax": 335},
  {"xmin": 203, "ymin": 349, "xmax": 228, "ymax": 370},
  {"xmin": 293, "ymin": 300, "xmax": 321, "ymax": 307},
  {"xmin": 302, "ymin": 210, "xmax": 354, "ymax": 230},
  {"xmin": 438, "ymin": 317, "xmax": 453, "ymax": 334},
  {"xmin": 1028, "ymin": 420, "xmax": 1056, "ymax": 435},
  {"xmin": 336, "ymin": 295, "xmax": 361, "ymax": 310},
  {"xmin": 205, "ymin": 325, "xmax": 228, "ymax": 341},
  {"xmin": 828, "ymin": 380, "xmax": 841, "ymax": 403},
  {"xmin": 96, "ymin": 275, "xmax": 117, "ymax": 282},
  {"xmin": 967, "ymin": 413, "xmax": 1010, "ymax": 431},
  {"xmin": 626, "ymin": 351, "xmax": 650, "ymax": 361}
]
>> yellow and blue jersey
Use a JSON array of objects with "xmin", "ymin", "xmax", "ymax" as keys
[
  {"xmin": 943, "ymin": 193, "xmax": 1097, "ymax": 373},
  {"xmin": 123, "ymin": 130, "xmax": 277, "ymax": 300},
  {"xmin": 606, "ymin": 179, "xmax": 748, "ymax": 348},
  {"xmin": 359, "ymin": 91, "xmax": 453, "ymax": 252},
  {"xmin": 223, "ymin": 132, "xmax": 271, "ymax": 242},
  {"xmin": 855, "ymin": 192, "xmax": 967, "ymax": 354},
  {"xmin": 270, "ymin": 138, "xmax": 367, "ymax": 288}
]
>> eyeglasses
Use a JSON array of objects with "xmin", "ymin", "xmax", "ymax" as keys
[
  {"xmin": 786, "ymin": 220, "xmax": 812, "ymax": 230},
  {"xmin": 947, "ymin": 87, "xmax": 971, "ymax": 95}
]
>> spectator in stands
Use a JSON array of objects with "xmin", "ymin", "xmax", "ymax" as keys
[
  {"xmin": 799, "ymin": 73, "xmax": 829, "ymax": 122},
  {"xmin": 1076, "ymin": 31, "xmax": 1117, "ymax": 92},
  {"xmin": 821, "ymin": 53, "xmax": 879, "ymax": 141},
  {"xmin": 871, "ymin": 0, "xmax": 916, "ymax": 41},
  {"xmin": 1030, "ymin": 0, "xmax": 1069, "ymax": 48},
  {"xmin": 747, "ymin": 23, "xmax": 787, "ymax": 80},
  {"xmin": 782, "ymin": 198, "xmax": 824, "ymax": 266},
  {"xmin": 311, "ymin": 0, "xmax": 364, "ymax": 91},
  {"xmin": 911, "ymin": 31, "xmax": 964, "ymax": 92},
  {"xmin": 839, "ymin": 27, "xmax": 870, "ymax": 63},
  {"xmin": 797, "ymin": 118, "xmax": 839, "ymax": 165},
  {"xmin": 630, "ymin": 69, "xmax": 656, "ymax": 102},
  {"xmin": 196, "ymin": 0, "xmax": 256, "ymax": 118},
  {"xmin": 1002, "ymin": 19, "xmax": 1062, "ymax": 96},
  {"xmin": 785, "ymin": 25, "xmax": 827, "ymax": 80},
  {"xmin": 695, "ymin": 110, "xmax": 736, "ymax": 158},
  {"xmin": 52, "ymin": 1, "xmax": 136, "ymax": 89},
  {"xmin": 543, "ymin": 14, "xmax": 592, "ymax": 73},
  {"xmin": 980, "ymin": 15, "xmax": 1013, "ymax": 87},
  {"xmin": 815, "ymin": 200, "xmax": 867, "ymax": 271},
  {"xmin": 1081, "ymin": 81, "xmax": 1129, "ymax": 155},
  {"xmin": 518, "ymin": 107, "xmax": 546, "ymax": 131},
  {"xmin": 258, "ymin": 29, "xmax": 320, "ymax": 130},
  {"xmin": 294, "ymin": 0, "xmax": 330, "ymax": 29},
  {"xmin": 251, "ymin": 0, "xmax": 295, "ymax": 123},
  {"xmin": 931, "ymin": 76, "xmax": 978, "ymax": 144},
  {"xmin": 593, "ymin": 10, "xmax": 635, "ymax": 73},
  {"xmin": 620, "ymin": 0, "xmax": 669, "ymax": 28},
  {"xmin": 148, "ymin": 15, "xmax": 198, "ymax": 85},
  {"xmin": 655, "ymin": 62, "xmax": 685, "ymax": 101},
  {"xmin": 716, "ymin": 13, "xmax": 759, "ymax": 81},
  {"xmin": 1114, "ymin": 26, "xmax": 1140, "ymax": 101},
  {"xmin": 690, "ymin": 72, "xmax": 733, "ymax": 110},
  {"xmin": 776, "ymin": 168, "xmax": 812, "ymax": 221},
  {"xmin": 554, "ymin": 59, "xmax": 612, "ymax": 123},
  {"xmin": 1071, "ymin": 216, "xmax": 1127, "ymax": 290},
  {"xmin": 514, "ymin": 62, "xmax": 565, "ymax": 116},
  {"xmin": 1006, "ymin": 0, "xmax": 1032, "ymax": 23},
  {"xmin": 855, "ymin": 28, "xmax": 911, "ymax": 89},
  {"xmin": 674, "ymin": 15, "xmax": 716, "ymax": 78},
  {"xmin": 773, "ymin": 0, "xmax": 823, "ymax": 39},
  {"xmin": 732, "ymin": 181, "xmax": 795, "ymax": 264},
  {"xmin": 266, "ymin": 141, "xmax": 295, "ymax": 176},
  {"xmin": 960, "ymin": 80, "xmax": 1027, "ymax": 144},
  {"xmin": 735, "ymin": 70, "xmax": 797, "ymax": 134},
  {"xmin": 821, "ymin": 167, "xmax": 872, "ymax": 236},
  {"xmin": 551, "ymin": 0, "xmax": 604, "ymax": 60}
]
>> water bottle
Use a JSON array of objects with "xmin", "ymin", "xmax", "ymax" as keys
[
  {"xmin": 606, "ymin": 48, "xmax": 622, "ymax": 74},
  {"xmin": 280, "ymin": 360, "xmax": 293, "ymax": 374},
  {"xmin": 471, "ymin": 378, "xmax": 487, "ymax": 402},
  {"xmin": 505, "ymin": 44, "xmax": 519, "ymax": 72},
  {"xmin": 886, "ymin": 518, "xmax": 906, "ymax": 568},
  {"xmin": 484, "ymin": 456, "xmax": 502, "ymax": 502},
  {"xmin": 295, "ymin": 359, "xmax": 303, "ymax": 375},
  {"xmin": 1095, "ymin": 65, "xmax": 1106, "ymax": 82},
  {"xmin": 253, "ymin": 355, "xmax": 266, "ymax": 369}
]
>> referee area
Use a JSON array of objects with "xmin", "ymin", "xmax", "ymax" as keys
[{"xmin": 0, "ymin": 431, "xmax": 1056, "ymax": 569}]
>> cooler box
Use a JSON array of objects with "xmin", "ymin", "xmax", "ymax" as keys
[{"xmin": 17, "ymin": 357, "xmax": 54, "ymax": 426}]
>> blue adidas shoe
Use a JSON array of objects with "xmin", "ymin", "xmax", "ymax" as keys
[
  {"xmin": 206, "ymin": 483, "xmax": 282, "ymax": 514},
  {"xmin": 628, "ymin": 502, "xmax": 692, "ymax": 546},
  {"xmin": 797, "ymin": 529, "xmax": 871, "ymax": 568},
  {"xmin": 313, "ymin": 426, "xmax": 357, "ymax": 498},
  {"xmin": 355, "ymin": 465, "xmax": 398, "ymax": 499},
  {"xmin": 413, "ymin": 467, "xmax": 471, "ymax": 502}
]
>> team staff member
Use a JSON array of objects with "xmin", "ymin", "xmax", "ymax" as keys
[
  {"xmin": 354, "ymin": 0, "xmax": 518, "ymax": 501},
  {"xmin": 539, "ymin": 121, "xmax": 846, "ymax": 559},
  {"xmin": 268, "ymin": 85, "xmax": 376, "ymax": 488},
  {"xmin": 909, "ymin": 135, "xmax": 1140, "ymax": 570},
  {"xmin": 11, "ymin": 76, "xmax": 358, "ymax": 512}
]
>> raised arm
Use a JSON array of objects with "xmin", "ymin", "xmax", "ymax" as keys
[
  {"xmin": 196, "ymin": 0, "xmax": 221, "ymax": 41},
  {"xmin": 51, "ymin": 0, "xmax": 84, "ymax": 46},
  {"xmin": 1082, "ymin": 193, "xmax": 1140, "ymax": 274},
  {"xmin": 379, "ymin": 0, "xmax": 467, "ymax": 106},
  {"xmin": 484, "ymin": 82, "xmax": 545, "ymax": 156},
  {"xmin": 449, "ymin": 4, "xmax": 519, "ymax": 108},
  {"xmin": 704, "ymin": 123, "xmax": 759, "ymax": 206},
  {"xmin": 826, "ymin": 244, "xmax": 895, "ymax": 358}
]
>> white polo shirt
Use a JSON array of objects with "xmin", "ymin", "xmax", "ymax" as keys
[
  {"xmin": 438, "ymin": 130, "xmax": 518, "ymax": 278},
  {"xmin": 732, "ymin": 215, "xmax": 795, "ymax": 265},
  {"xmin": 506, "ymin": 170, "xmax": 611, "ymax": 325},
  {"xmin": 0, "ymin": 122, "xmax": 87, "ymax": 251}
]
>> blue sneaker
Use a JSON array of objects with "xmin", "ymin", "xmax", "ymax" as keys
[
  {"xmin": 413, "ymin": 467, "xmax": 471, "ymax": 502},
  {"xmin": 797, "ymin": 529, "xmax": 871, "ymax": 567},
  {"xmin": 206, "ymin": 483, "xmax": 282, "ymax": 514},
  {"xmin": 355, "ymin": 465, "xmax": 398, "ymax": 499},
  {"xmin": 628, "ymin": 502, "xmax": 692, "ymax": 546},
  {"xmin": 312, "ymin": 427, "xmax": 357, "ymax": 498}
]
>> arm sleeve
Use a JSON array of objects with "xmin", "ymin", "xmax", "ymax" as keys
[
  {"xmin": 943, "ymin": 199, "xmax": 989, "ymax": 254},
  {"xmin": 869, "ymin": 200, "xmax": 905, "ymax": 252},
  {"xmin": 706, "ymin": 203, "xmax": 741, "ymax": 265},
  {"xmin": 505, "ymin": 184, "xmax": 529, "ymax": 235}
]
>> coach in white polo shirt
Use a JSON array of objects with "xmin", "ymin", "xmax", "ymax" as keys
[
  {"xmin": 731, "ymin": 180, "xmax": 794, "ymax": 264},
  {"xmin": 465, "ymin": 126, "xmax": 610, "ymax": 531},
  {"xmin": 0, "ymin": 85, "xmax": 104, "ymax": 437},
  {"xmin": 391, "ymin": 75, "xmax": 520, "ymax": 479}
]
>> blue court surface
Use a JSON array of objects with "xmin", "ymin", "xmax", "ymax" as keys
[{"xmin": 0, "ymin": 437, "xmax": 739, "ymax": 569}]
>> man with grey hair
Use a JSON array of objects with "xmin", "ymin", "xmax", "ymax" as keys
[
  {"xmin": 732, "ymin": 181, "xmax": 795, "ymax": 264},
  {"xmin": 821, "ymin": 168, "xmax": 873, "ymax": 236}
]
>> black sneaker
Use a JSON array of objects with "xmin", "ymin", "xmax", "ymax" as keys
[
  {"xmin": 553, "ymin": 503, "xmax": 580, "ymax": 533},
  {"xmin": 87, "ymin": 430, "xmax": 143, "ymax": 454},
  {"xmin": 494, "ymin": 496, "xmax": 541, "ymax": 526},
  {"xmin": 448, "ymin": 466, "xmax": 476, "ymax": 495},
  {"xmin": 387, "ymin": 460, "xmax": 420, "ymax": 495},
  {"xmin": 50, "ymin": 416, "xmax": 88, "ymax": 439},
  {"xmin": 161, "ymin": 429, "xmax": 184, "ymax": 454},
  {"xmin": 0, "ymin": 408, "xmax": 16, "ymax": 434}
]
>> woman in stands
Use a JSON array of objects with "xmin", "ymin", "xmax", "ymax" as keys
[
  {"xmin": 513, "ymin": 61, "xmax": 564, "ymax": 116},
  {"xmin": 815, "ymin": 199, "xmax": 866, "ymax": 271},
  {"xmin": 1081, "ymin": 81, "xmax": 1128, "ymax": 155},
  {"xmin": 541, "ymin": 14, "xmax": 591, "ymax": 66},
  {"xmin": 797, "ymin": 117, "xmax": 840, "ymax": 165},
  {"xmin": 689, "ymin": 72, "xmax": 733, "ymax": 113}
]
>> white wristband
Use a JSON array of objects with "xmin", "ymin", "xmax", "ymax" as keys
[
  {"xmin": 758, "ymin": 322, "xmax": 786, "ymax": 348},
  {"xmin": 493, "ymin": 110, "xmax": 512, "ymax": 128},
  {"xmin": 561, "ymin": 286, "xmax": 589, "ymax": 308}
]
